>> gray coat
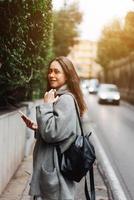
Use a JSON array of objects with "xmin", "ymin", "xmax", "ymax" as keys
[{"xmin": 29, "ymin": 87, "xmax": 81, "ymax": 200}]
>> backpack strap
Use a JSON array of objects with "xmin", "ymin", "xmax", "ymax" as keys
[
  {"xmin": 64, "ymin": 92, "xmax": 84, "ymax": 136},
  {"xmin": 85, "ymin": 166, "xmax": 96, "ymax": 200}
]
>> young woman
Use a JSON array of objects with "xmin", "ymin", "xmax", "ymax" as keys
[{"xmin": 22, "ymin": 56, "xmax": 87, "ymax": 200}]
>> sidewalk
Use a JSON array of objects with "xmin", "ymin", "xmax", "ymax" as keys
[{"xmin": 0, "ymin": 155, "xmax": 110, "ymax": 200}]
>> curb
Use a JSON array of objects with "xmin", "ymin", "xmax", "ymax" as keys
[
  {"xmin": 91, "ymin": 130, "xmax": 127, "ymax": 200},
  {"xmin": 121, "ymin": 101, "xmax": 134, "ymax": 112}
]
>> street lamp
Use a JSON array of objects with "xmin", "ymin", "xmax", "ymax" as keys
[{"xmin": 64, "ymin": 0, "xmax": 67, "ymax": 8}]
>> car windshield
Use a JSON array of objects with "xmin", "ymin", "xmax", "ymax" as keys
[
  {"xmin": 89, "ymin": 79, "xmax": 99, "ymax": 86},
  {"xmin": 105, "ymin": 87, "xmax": 118, "ymax": 92},
  {"xmin": 100, "ymin": 85, "xmax": 118, "ymax": 92}
]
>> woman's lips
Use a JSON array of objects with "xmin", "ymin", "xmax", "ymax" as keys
[
  {"xmin": 50, "ymin": 79, "xmax": 56, "ymax": 82},
  {"xmin": 49, "ymin": 80, "xmax": 57, "ymax": 84}
]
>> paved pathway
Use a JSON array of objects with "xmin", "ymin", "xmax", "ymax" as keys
[{"xmin": 0, "ymin": 155, "xmax": 110, "ymax": 200}]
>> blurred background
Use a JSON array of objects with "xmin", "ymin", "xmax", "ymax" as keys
[{"xmin": 0, "ymin": 0, "xmax": 134, "ymax": 199}]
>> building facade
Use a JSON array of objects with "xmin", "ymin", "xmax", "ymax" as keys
[{"xmin": 68, "ymin": 39, "xmax": 101, "ymax": 79}]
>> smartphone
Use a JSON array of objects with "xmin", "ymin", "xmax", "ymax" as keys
[{"xmin": 18, "ymin": 110, "xmax": 28, "ymax": 120}]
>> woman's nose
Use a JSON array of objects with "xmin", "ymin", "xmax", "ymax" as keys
[{"xmin": 49, "ymin": 72, "xmax": 55, "ymax": 77}]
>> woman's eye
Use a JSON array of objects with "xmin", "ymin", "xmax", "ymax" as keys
[
  {"xmin": 48, "ymin": 70, "xmax": 60, "ymax": 74},
  {"xmin": 54, "ymin": 69, "xmax": 60, "ymax": 74}
]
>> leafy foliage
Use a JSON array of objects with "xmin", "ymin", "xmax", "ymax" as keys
[
  {"xmin": 123, "ymin": 12, "xmax": 134, "ymax": 52},
  {"xmin": 97, "ymin": 11, "xmax": 134, "ymax": 71},
  {"xmin": 97, "ymin": 20, "xmax": 127, "ymax": 69},
  {"xmin": 0, "ymin": 0, "xmax": 53, "ymax": 107},
  {"xmin": 53, "ymin": 3, "xmax": 82, "ymax": 57}
]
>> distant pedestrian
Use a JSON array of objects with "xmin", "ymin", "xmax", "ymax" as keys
[{"xmin": 21, "ymin": 56, "xmax": 87, "ymax": 200}]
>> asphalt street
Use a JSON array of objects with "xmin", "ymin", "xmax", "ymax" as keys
[{"xmin": 84, "ymin": 91, "xmax": 134, "ymax": 200}]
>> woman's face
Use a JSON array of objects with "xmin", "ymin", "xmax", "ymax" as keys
[{"xmin": 48, "ymin": 61, "xmax": 67, "ymax": 89}]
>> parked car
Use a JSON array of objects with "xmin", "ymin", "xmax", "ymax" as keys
[
  {"xmin": 97, "ymin": 84, "xmax": 120, "ymax": 105},
  {"xmin": 88, "ymin": 79, "xmax": 99, "ymax": 94}
]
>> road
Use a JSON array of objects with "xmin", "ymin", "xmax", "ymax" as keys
[{"xmin": 84, "ymin": 92, "xmax": 134, "ymax": 200}]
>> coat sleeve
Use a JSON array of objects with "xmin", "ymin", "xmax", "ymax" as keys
[{"xmin": 36, "ymin": 94, "xmax": 77, "ymax": 143}]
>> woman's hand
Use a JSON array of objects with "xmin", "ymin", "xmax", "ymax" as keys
[
  {"xmin": 44, "ymin": 89, "xmax": 59, "ymax": 103},
  {"xmin": 21, "ymin": 115, "xmax": 38, "ymax": 130}
]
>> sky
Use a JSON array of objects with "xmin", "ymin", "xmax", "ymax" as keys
[{"xmin": 52, "ymin": 0, "xmax": 134, "ymax": 41}]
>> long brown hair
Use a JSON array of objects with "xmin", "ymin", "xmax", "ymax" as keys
[{"xmin": 47, "ymin": 56, "xmax": 87, "ymax": 116}]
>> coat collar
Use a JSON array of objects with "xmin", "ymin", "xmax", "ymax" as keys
[{"xmin": 56, "ymin": 84, "xmax": 69, "ymax": 95}]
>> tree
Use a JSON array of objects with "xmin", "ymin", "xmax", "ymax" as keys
[
  {"xmin": 123, "ymin": 11, "xmax": 134, "ymax": 52},
  {"xmin": 97, "ymin": 19, "xmax": 128, "ymax": 70},
  {"xmin": 53, "ymin": 3, "xmax": 82, "ymax": 57},
  {"xmin": 97, "ymin": 12, "xmax": 134, "ymax": 72}
]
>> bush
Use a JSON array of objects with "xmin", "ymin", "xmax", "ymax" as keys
[{"xmin": 0, "ymin": 0, "xmax": 53, "ymax": 108}]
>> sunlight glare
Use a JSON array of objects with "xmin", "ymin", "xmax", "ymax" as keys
[
  {"xmin": 52, "ymin": 0, "xmax": 134, "ymax": 41},
  {"xmin": 79, "ymin": 0, "xmax": 134, "ymax": 40}
]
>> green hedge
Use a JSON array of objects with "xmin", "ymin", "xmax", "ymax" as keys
[{"xmin": 0, "ymin": 0, "xmax": 53, "ymax": 107}]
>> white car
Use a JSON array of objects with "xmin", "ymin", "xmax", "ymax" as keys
[
  {"xmin": 88, "ymin": 79, "xmax": 99, "ymax": 94},
  {"xmin": 97, "ymin": 84, "xmax": 120, "ymax": 105}
]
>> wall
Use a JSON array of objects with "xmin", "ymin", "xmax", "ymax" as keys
[
  {"xmin": 98, "ymin": 52, "xmax": 134, "ymax": 104},
  {"xmin": 0, "ymin": 107, "xmax": 27, "ymax": 194},
  {"xmin": 0, "ymin": 99, "xmax": 43, "ymax": 194}
]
